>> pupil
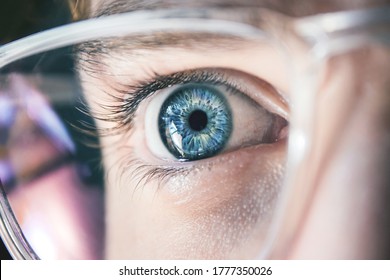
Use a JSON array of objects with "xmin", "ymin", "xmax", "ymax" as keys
[{"xmin": 188, "ymin": 110, "xmax": 208, "ymax": 131}]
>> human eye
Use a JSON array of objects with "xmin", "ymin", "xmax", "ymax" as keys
[{"xmin": 142, "ymin": 69, "xmax": 288, "ymax": 162}]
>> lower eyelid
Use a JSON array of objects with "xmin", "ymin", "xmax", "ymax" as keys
[
  {"xmin": 118, "ymin": 116, "xmax": 286, "ymax": 196},
  {"xmin": 153, "ymin": 138, "xmax": 287, "ymax": 208}
]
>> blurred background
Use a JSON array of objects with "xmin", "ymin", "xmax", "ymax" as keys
[{"xmin": 0, "ymin": 0, "xmax": 75, "ymax": 260}]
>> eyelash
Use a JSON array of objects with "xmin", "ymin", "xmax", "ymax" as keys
[{"xmin": 113, "ymin": 150, "xmax": 191, "ymax": 193}]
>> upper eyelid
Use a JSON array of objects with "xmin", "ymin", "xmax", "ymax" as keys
[{"xmin": 134, "ymin": 70, "xmax": 240, "ymax": 96}]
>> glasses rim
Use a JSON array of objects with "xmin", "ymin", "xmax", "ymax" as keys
[
  {"xmin": 1, "ymin": 6, "xmax": 390, "ymax": 69},
  {"xmin": 0, "ymin": 181, "xmax": 39, "ymax": 259},
  {"xmin": 1, "ymin": 5, "xmax": 389, "ymax": 260}
]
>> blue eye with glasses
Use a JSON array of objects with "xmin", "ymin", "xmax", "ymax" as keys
[{"xmin": 158, "ymin": 84, "xmax": 232, "ymax": 161}]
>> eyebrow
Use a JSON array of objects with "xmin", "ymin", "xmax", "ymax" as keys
[
  {"xmin": 92, "ymin": 0, "xmax": 376, "ymax": 19},
  {"xmin": 92, "ymin": 0, "xmax": 361, "ymax": 19},
  {"xmin": 94, "ymin": 0, "xmax": 286, "ymax": 18},
  {"xmin": 77, "ymin": 3, "xmax": 267, "ymax": 60}
]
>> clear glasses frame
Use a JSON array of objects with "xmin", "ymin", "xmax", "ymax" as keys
[{"xmin": 0, "ymin": 6, "xmax": 389, "ymax": 260}]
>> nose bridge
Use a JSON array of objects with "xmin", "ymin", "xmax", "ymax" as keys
[{"xmin": 288, "ymin": 44, "xmax": 390, "ymax": 259}]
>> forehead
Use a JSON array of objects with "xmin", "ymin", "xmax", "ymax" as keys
[{"xmin": 90, "ymin": 0, "xmax": 390, "ymax": 17}]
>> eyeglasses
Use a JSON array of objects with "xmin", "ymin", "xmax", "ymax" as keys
[{"xmin": 0, "ymin": 6, "xmax": 389, "ymax": 259}]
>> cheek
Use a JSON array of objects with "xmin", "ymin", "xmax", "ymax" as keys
[{"xmin": 104, "ymin": 139, "xmax": 286, "ymax": 259}]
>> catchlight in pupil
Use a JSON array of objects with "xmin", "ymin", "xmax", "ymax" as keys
[{"xmin": 188, "ymin": 110, "xmax": 208, "ymax": 131}]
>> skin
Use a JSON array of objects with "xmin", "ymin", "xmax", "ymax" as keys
[{"xmin": 78, "ymin": 0, "xmax": 390, "ymax": 259}]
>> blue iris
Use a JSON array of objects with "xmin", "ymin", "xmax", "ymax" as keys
[{"xmin": 158, "ymin": 84, "xmax": 232, "ymax": 161}]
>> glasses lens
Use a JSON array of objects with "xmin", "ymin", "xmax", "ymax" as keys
[
  {"xmin": 0, "ymin": 46, "xmax": 105, "ymax": 259},
  {"xmin": 268, "ymin": 37, "xmax": 390, "ymax": 258},
  {"xmin": 0, "ymin": 26, "xmax": 291, "ymax": 259}
]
